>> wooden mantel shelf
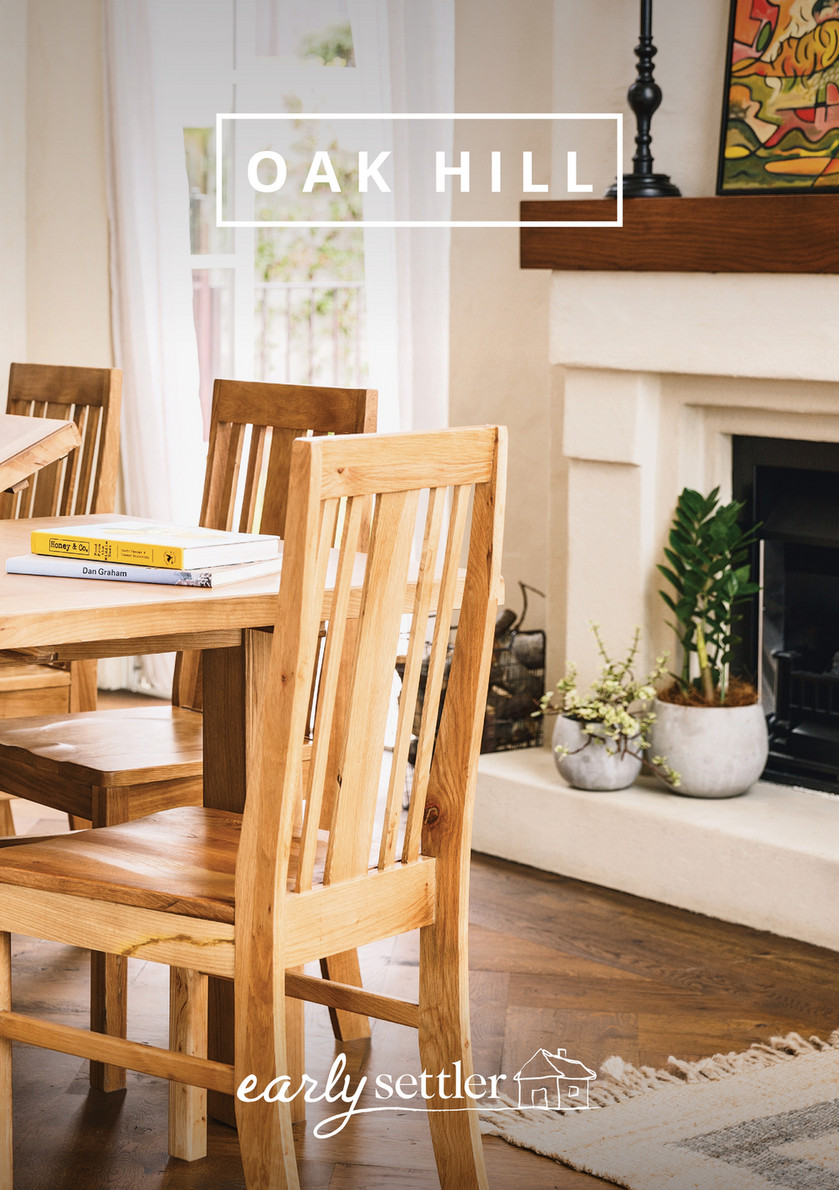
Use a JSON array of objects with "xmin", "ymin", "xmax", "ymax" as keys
[{"xmin": 520, "ymin": 195, "xmax": 839, "ymax": 274}]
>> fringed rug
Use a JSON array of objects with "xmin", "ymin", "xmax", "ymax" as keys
[{"xmin": 479, "ymin": 1031, "xmax": 839, "ymax": 1189}]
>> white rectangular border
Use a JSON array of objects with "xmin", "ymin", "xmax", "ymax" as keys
[{"xmin": 216, "ymin": 113, "xmax": 623, "ymax": 229}]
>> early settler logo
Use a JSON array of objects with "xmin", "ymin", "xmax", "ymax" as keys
[
  {"xmin": 514, "ymin": 1048, "xmax": 597, "ymax": 1111},
  {"xmin": 238, "ymin": 1045, "xmax": 596, "ymax": 1137}
]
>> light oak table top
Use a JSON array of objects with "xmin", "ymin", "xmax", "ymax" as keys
[
  {"xmin": 0, "ymin": 514, "xmax": 466, "ymax": 658},
  {"xmin": 0, "ymin": 514, "xmax": 288, "ymax": 657},
  {"xmin": 0, "ymin": 414, "xmax": 82, "ymax": 492}
]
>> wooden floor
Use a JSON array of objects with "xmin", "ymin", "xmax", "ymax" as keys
[{"xmin": 5, "ymin": 791, "xmax": 838, "ymax": 1188}]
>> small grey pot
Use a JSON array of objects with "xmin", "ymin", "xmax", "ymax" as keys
[{"xmin": 551, "ymin": 716, "xmax": 643, "ymax": 791}]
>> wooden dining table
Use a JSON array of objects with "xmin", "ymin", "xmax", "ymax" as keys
[
  {"xmin": 0, "ymin": 511, "xmax": 463, "ymax": 1123},
  {"xmin": 0, "ymin": 513, "xmax": 294, "ymax": 819}
]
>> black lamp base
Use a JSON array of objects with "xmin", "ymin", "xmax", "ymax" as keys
[{"xmin": 606, "ymin": 172, "xmax": 681, "ymax": 199}]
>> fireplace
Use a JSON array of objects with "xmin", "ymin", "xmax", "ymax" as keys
[
  {"xmin": 733, "ymin": 436, "xmax": 839, "ymax": 795},
  {"xmin": 474, "ymin": 247, "xmax": 839, "ymax": 951}
]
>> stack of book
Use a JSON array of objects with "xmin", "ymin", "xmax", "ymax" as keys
[{"xmin": 6, "ymin": 520, "xmax": 283, "ymax": 588}]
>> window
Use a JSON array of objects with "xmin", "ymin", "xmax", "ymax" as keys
[{"xmin": 151, "ymin": 0, "xmax": 394, "ymax": 434}]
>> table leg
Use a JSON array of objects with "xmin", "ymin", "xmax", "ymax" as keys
[{"xmin": 203, "ymin": 630, "xmax": 272, "ymax": 1127}]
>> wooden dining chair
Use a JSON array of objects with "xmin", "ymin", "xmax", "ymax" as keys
[
  {"xmin": 0, "ymin": 424, "xmax": 505, "ymax": 1188},
  {"xmin": 0, "ymin": 363, "xmax": 122, "ymax": 835},
  {"xmin": 0, "ymin": 378, "xmax": 376, "ymax": 1093}
]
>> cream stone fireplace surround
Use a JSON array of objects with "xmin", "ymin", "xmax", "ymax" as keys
[{"xmin": 474, "ymin": 267, "xmax": 839, "ymax": 953}]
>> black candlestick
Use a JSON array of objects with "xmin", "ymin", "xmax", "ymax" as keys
[{"xmin": 606, "ymin": 0, "xmax": 680, "ymax": 198}]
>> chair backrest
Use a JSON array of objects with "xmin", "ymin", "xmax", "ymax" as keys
[
  {"xmin": 171, "ymin": 379, "xmax": 378, "ymax": 711},
  {"xmin": 4, "ymin": 363, "xmax": 122, "ymax": 518},
  {"xmin": 235, "ymin": 426, "xmax": 506, "ymax": 945}
]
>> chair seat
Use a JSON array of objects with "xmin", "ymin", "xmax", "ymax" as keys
[
  {"xmin": 0, "ymin": 806, "xmax": 239, "ymax": 923},
  {"xmin": 0, "ymin": 659, "xmax": 70, "ymax": 691},
  {"xmin": 0, "ymin": 705, "xmax": 203, "ymax": 784},
  {"xmin": 0, "ymin": 805, "xmax": 328, "ymax": 925},
  {"xmin": 0, "ymin": 659, "xmax": 71, "ymax": 718}
]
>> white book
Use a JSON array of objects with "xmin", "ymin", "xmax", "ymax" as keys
[{"xmin": 6, "ymin": 553, "xmax": 283, "ymax": 588}]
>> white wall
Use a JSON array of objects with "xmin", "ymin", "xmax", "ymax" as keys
[
  {"xmin": 26, "ymin": 0, "xmax": 112, "ymax": 367},
  {"xmin": 0, "ymin": 0, "xmax": 28, "ymax": 381},
  {"xmin": 448, "ymin": 0, "xmax": 554, "ymax": 630},
  {"xmin": 0, "ymin": 0, "xmax": 112, "ymax": 375}
]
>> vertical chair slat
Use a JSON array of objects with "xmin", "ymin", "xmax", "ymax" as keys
[
  {"xmin": 201, "ymin": 421, "xmax": 244, "ymax": 532},
  {"xmin": 65, "ymin": 404, "xmax": 96, "ymax": 515},
  {"xmin": 15, "ymin": 476, "xmax": 33, "ymax": 518},
  {"xmin": 238, "ymin": 424, "xmax": 269, "ymax": 533},
  {"xmin": 30, "ymin": 458, "xmax": 63, "ymax": 517},
  {"xmin": 401, "ymin": 484, "xmax": 471, "ymax": 864},
  {"xmin": 29, "ymin": 400, "xmax": 69, "ymax": 516},
  {"xmin": 260, "ymin": 428, "xmax": 302, "ymax": 536},
  {"xmin": 172, "ymin": 651, "xmax": 203, "ymax": 713},
  {"xmin": 89, "ymin": 372, "xmax": 121, "ymax": 512},
  {"xmin": 295, "ymin": 496, "xmax": 363, "ymax": 892},
  {"xmin": 324, "ymin": 488, "xmax": 419, "ymax": 884},
  {"xmin": 216, "ymin": 423, "xmax": 245, "ymax": 532},
  {"xmin": 378, "ymin": 486, "xmax": 447, "ymax": 870},
  {"xmin": 321, "ymin": 497, "xmax": 342, "ymax": 550},
  {"xmin": 58, "ymin": 405, "xmax": 83, "ymax": 514}
]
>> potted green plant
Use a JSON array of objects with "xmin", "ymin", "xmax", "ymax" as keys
[
  {"xmin": 538, "ymin": 624, "xmax": 679, "ymax": 791},
  {"xmin": 652, "ymin": 486, "xmax": 769, "ymax": 798}
]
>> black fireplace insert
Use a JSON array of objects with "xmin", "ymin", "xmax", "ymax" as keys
[{"xmin": 733, "ymin": 436, "xmax": 839, "ymax": 794}]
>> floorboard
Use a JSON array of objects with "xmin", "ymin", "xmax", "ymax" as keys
[{"xmin": 4, "ymin": 793, "xmax": 837, "ymax": 1189}]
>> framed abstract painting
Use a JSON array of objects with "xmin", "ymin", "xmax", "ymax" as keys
[{"xmin": 717, "ymin": 0, "xmax": 839, "ymax": 194}]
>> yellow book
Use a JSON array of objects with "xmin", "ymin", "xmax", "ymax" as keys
[{"xmin": 30, "ymin": 520, "xmax": 280, "ymax": 570}]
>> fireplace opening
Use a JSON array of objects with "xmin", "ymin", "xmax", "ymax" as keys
[{"xmin": 733, "ymin": 436, "xmax": 839, "ymax": 794}]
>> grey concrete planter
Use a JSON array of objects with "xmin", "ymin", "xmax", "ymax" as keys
[
  {"xmin": 551, "ymin": 716, "xmax": 643, "ymax": 791},
  {"xmin": 649, "ymin": 697, "xmax": 769, "ymax": 799}
]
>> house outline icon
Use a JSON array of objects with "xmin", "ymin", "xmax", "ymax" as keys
[{"xmin": 513, "ymin": 1048, "xmax": 597, "ymax": 1110}]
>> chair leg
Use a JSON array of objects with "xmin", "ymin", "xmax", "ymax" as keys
[
  {"xmin": 90, "ymin": 951, "xmax": 128, "ymax": 1092},
  {"xmin": 0, "ymin": 932, "xmax": 11, "ymax": 1190},
  {"xmin": 319, "ymin": 951, "xmax": 370, "ymax": 1041},
  {"xmin": 68, "ymin": 659, "xmax": 98, "ymax": 713},
  {"xmin": 285, "ymin": 969, "xmax": 306, "ymax": 1125},
  {"xmin": 169, "ymin": 968, "xmax": 208, "ymax": 1161},
  {"xmin": 0, "ymin": 797, "xmax": 15, "ymax": 838},
  {"xmin": 89, "ymin": 785, "xmax": 128, "ymax": 1092},
  {"xmin": 418, "ymin": 919, "xmax": 489, "ymax": 1190},
  {"xmin": 235, "ymin": 964, "xmax": 300, "ymax": 1189}
]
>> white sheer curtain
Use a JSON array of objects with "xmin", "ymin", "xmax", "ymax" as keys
[
  {"xmin": 246, "ymin": 0, "xmax": 455, "ymax": 433},
  {"xmin": 103, "ymin": 0, "xmax": 206, "ymax": 694},
  {"xmin": 364, "ymin": 0, "xmax": 455, "ymax": 432}
]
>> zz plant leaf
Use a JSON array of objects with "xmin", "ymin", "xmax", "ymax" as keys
[{"xmin": 657, "ymin": 487, "xmax": 760, "ymax": 704}]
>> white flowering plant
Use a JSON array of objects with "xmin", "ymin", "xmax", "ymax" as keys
[{"xmin": 537, "ymin": 624, "xmax": 680, "ymax": 787}]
